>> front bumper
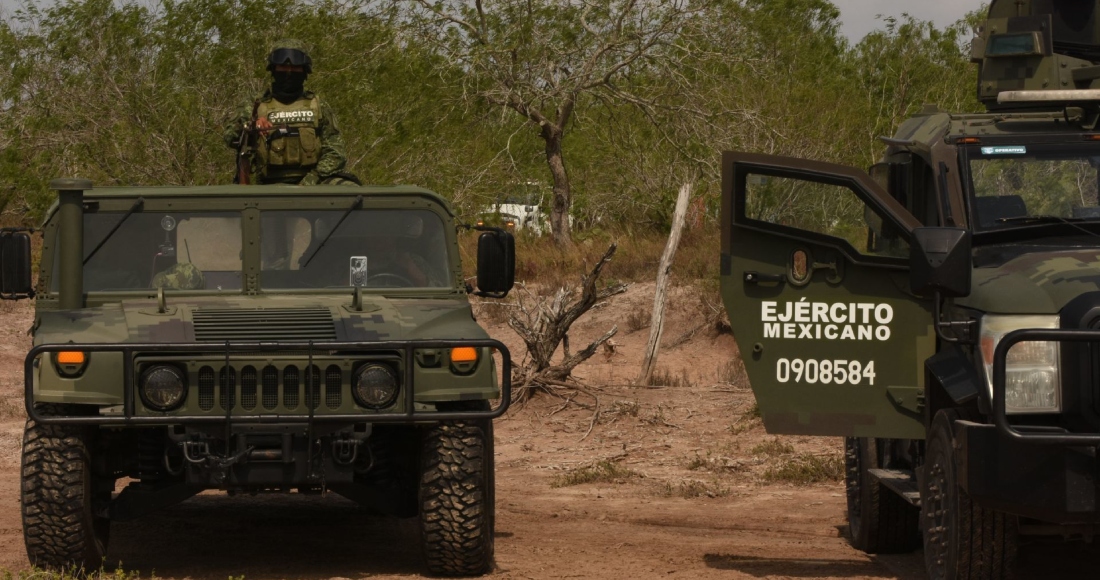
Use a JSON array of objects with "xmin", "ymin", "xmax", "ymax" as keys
[
  {"xmin": 25, "ymin": 339, "xmax": 511, "ymax": 425},
  {"xmin": 956, "ymin": 421, "xmax": 1100, "ymax": 523},
  {"xmin": 956, "ymin": 328, "xmax": 1100, "ymax": 523}
]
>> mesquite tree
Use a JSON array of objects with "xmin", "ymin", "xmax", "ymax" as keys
[{"xmin": 407, "ymin": 0, "xmax": 701, "ymax": 247}]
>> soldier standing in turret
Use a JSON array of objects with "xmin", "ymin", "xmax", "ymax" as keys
[{"xmin": 224, "ymin": 39, "xmax": 355, "ymax": 185}]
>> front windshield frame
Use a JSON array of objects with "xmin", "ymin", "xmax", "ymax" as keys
[
  {"xmin": 39, "ymin": 193, "xmax": 460, "ymax": 297},
  {"xmin": 963, "ymin": 142, "xmax": 1100, "ymax": 238}
]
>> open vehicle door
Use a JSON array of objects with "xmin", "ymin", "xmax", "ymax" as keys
[{"xmin": 720, "ymin": 152, "xmax": 934, "ymax": 439}]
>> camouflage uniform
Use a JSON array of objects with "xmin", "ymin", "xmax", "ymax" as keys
[
  {"xmin": 152, "ymin": 263, "xmax": 205, "ymax": 290},
  {"xmin": 223, "ymin": 39, "xmax": 353, "ymax": 185}
]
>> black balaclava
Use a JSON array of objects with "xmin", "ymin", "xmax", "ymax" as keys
[{"xmin": 272, "ymin": 71, "xmax": 307, "ymax": 104}]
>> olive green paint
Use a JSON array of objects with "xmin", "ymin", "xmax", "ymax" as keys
[
  {"xmin": 28, "ymin": 185, "xmax": 501, "ymax": 414},
  {"xmin": 56, "ymin": 187, "xmax": 84, "ymax": 310}
]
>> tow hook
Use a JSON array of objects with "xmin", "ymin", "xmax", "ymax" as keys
[
  {"xmin": 181, "ymin": 440, "xmax": 254, "ymax": 470},
  {"xmin": 331, "ymin": 438, "xmax": 359, "ymax": 466},
  {"xmin": 182, "ymin": 441, "xmax": 210, "ymax": 464}
]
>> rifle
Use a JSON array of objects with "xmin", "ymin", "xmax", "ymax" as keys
[{"xmin": 235, "ymin": 100, "xmax": 261, "ymax": 184}]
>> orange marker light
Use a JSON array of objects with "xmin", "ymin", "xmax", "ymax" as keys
[
  {"xmin": 956, "ymin": 137, "xmax": 982, "ymax": 144},
  {"xmin": 56, "ymin": 351, "xmax": 86, "ymax": 365},
  {"xmin": 451, "ymin": 347, "xmax": 478, "ymax": 363}
]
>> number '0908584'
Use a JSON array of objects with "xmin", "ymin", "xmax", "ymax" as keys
[{"xmin": 775, "ymin": 359, "xmax": 876, "ymax": 386}]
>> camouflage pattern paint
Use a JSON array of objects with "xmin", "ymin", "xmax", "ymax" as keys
[{"xmin": 28, "ymin": 186, "xmax": 500, "ymax": 414}]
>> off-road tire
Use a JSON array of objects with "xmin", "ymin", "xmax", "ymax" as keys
[
  {"xmin": 921, "ymin": 409, "xmax": 1018, "ymax": 580},
  {"xmin": 845, "ymin": 437, "xmax": 921, "ymax": 553},
  {"xmin": 419, "ymin": 418, "xmax": 494, "ymax": 576},
  {"xmin": 21, "ymin": 404, "xmax": 109, "ymax": 570}
]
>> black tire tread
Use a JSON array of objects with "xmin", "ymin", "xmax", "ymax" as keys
[
  {"xmin": 21, "ymin": 404, "xmax": 107, "ymax": 570},
  {"xmin": 420, "ymin": 419, "xmax": 493, "ymax": 576},
  {"xmin": 923, "ymin": 409, "xmax": 1017, "ymax": 579},
  {"xmin": 845, "ymin": 437, "xmax": 920, "ymax": 554}
]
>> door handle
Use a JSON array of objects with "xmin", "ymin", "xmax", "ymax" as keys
[{"xmin": 744, "ymin": 271, "xmax": 785, "ymax": 284}]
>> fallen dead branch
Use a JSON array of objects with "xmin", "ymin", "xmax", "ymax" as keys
[{"xmin": 507, "ymin": 244, "xmax": 626, "ymax": 438}]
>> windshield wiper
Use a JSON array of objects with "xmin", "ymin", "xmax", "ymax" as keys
[
  {"xmin": 83, "ymin": 197, "xmax": 144, "ymax": 265},
  {"xmin": 995, "ymin": 215, "xmax": 1084, "ymax": 224},
  {"xmin": 994, "ymin": 214, "xmax": 1100, "ymax": 239},
  {"xmin": 301, "ymin": 195, "xmax": 363, "ymax": 268}
]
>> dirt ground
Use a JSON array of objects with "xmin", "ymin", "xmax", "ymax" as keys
[{"xmin": 0, "ymin": 286, "xmax": 1098, "ymax": 578}]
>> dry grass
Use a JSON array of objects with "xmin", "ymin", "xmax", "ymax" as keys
[
  {"xmin": 598, "ymin": 400, "xmax": 642, "ymax": 426},
  {"xmin": 551, "ymin": 460, "xmax": 641, "ymax": 488},
  {"xmin": 624, "ymin": 308, "xmax": 650, "ymax": 333},
  {"xmin": 0, "ymin": 567, "xmax": 144, "ymax": 580},
  {"xmin": 660, "ymin": 478, "xmax": 731, "ymax": 499},
  {"xmin": 716, "ymin": 359, "xmax": 747, "ymax": 386},
  {"xmin": 686, "ymin": 452, "xmax": 743, "ymax": 473},
  {"xmin": 458, "ymin": 225, "xmax": 721, "ymax": 288},
  {"xmin": 751, "ymin": 438, "xmax": 795, "ymax": 457},
  {"xmin": 763, "ymin": 453, "xmax": 845, "ymax": 484},
  {"xmin": 645, "ymin": 367, "xmax": 693, "ymax": 388},
  {"xmin": 728, "ymin": 402, "xmax": 762, "ymax": 435}
]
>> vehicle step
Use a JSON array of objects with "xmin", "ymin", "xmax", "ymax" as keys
[{"xmin": 868, "ymin": 468, "xmax": 921, "ymax": 506}]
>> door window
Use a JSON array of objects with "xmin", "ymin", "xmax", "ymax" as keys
[{"xmin": 742, "ymin": 172, "xmax": 909, "ymax": 259}]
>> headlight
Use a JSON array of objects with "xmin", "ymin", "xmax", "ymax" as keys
[
  {"xmin": 980, "ymin": 315, "xmax": 1060, "ymax": 413},
  {"xmin": 140, "ymin": 365, "xmax": 187, "ymax": 411},
  {"xmin": 353, "ymin": 364, "xmax": 399, "ymax": 409}
]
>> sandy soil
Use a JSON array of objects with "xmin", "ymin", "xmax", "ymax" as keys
[{"xmin": 0, "ymin": 286, "xmax": 1097, "ymax": 578}]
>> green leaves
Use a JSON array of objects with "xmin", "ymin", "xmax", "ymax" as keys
[{"xmin": 0, "ymin": 0, "xmax": 983, "ymax": 231}]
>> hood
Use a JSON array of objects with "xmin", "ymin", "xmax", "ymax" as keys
[
  {"xmin": 960, "ymin": 248, "xmax": 1100, "ymax": 314},
  {"xmin": 33, "ymin": 294, "xmax": 486, "ymax": 346}
]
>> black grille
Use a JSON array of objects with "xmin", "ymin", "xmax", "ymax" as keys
[
  {"xmin": 262, "ymin": 365, "xmax": 278, "ymax": 410},
  {"xmin": 192, "ymin": 308, "xmax": 337, "ymax": 342},
  {"xmin": 284, "ymin": 366, "xmax": 299, "ymax": 409},
  {"xmin": 198, "ymin": 366, "xmax": 215, "ymax": 410},
  {"xmin": 240, "ymin": 366, "xmax": 257, "ymax": 410},
  {"xmin": 306, "ymin": 365, "xmax": 321, "ymax": 410},
  {"xmin": 183, "ymin": 359, "xmax": 388, "ymax": 414},
  {"xmin": 219, "ymin": 366, "xmax": 237, "ymax": 408},
  {"xmin": 326, "ymin": 365, "xmax": 342, "ymax": 409}
]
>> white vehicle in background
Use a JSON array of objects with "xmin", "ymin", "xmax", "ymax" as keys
[{"xmin": 478, "ymin": 187, "xmax": 549, "ymax": 235}]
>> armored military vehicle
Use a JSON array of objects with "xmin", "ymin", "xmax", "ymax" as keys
[
  {"xmin": 0, "ymin": 180, "xmax": 514, "ymax": 576},
  {"xmin": 721, "ymin": 1, "xmax": 1100, "ymax": 577}
]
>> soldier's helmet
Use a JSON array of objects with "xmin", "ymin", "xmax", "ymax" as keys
[
  {"xmin": 151, "ymin": 263, "xmax": 205, "ymax": 290},
  {"xmin": 267, "ymin": 39, "xmax": 312, "ymax": 74}
]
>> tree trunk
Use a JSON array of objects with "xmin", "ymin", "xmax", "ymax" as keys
[
  {"xmin": 543, "ymin": 126, "xmax": 572, "ymax": 248},
  {"xmin": 638, "ymin": 181, "xmax": 693, "ymax": 386}
]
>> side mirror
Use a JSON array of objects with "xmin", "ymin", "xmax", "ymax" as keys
[
  {"xmin": 476, "ymin": 230, "xmax": 515, "ymax": 298},
  {"xmin": 0, "ymin": 229, "xmax": 34, "ymax": 300},
  {"xmin": 910, "ymin": 227, "xmax": 971, "ymax": 298}
]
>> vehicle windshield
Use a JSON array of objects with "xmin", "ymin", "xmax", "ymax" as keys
[
  {"xmin": 967, "ymin": 144, "xmax": 1100, "ymax": 231},
  {"xmin": 260, "ymin": 209, "xmax": 451, "ymax": 289},
  {"xmin": 64, "ymin": 211, "xmax": 243, "ymax": 292}
]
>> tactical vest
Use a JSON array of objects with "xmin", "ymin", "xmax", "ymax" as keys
[{"xmin": 254, "ymin": 95, "xmax": 322, "ymax": 183}]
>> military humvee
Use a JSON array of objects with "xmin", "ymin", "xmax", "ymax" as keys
[
  {"xmin": 721, "ymin": 1, "xmax": 1100, "ymax": 577},
  {"xmin": 0, "ymin": 179, "xmax": 514, "ymax": 576}
]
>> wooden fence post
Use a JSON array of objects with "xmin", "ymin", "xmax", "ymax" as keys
[{"xmin": 637, "ymin": 181, "xmax": 693, "ymax": 386}]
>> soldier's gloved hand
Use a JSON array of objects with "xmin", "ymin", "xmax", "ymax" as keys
[{"xmin": 299, "ymin": 171, "xmax": 321, "ymax": 186}]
